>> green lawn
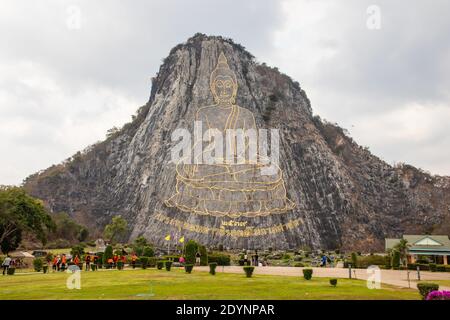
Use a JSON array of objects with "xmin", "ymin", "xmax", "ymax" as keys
[{"xmin": 0, "ymin": 268, "xmax": 420, "ymax": 300}]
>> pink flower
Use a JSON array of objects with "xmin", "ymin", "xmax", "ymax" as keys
[{"xmin": 426, "ymin": 290, "xmax": 450, "ymax": 300}]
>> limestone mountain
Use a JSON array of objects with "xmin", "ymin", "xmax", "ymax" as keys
[{"xmin": 23, "ymin": 34, "xmax": 450, "ymax": 251}]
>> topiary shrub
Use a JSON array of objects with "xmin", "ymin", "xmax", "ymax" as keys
[
  {"xmin": 436, "ymin": 264, "xmax": 446, "ymax": 272},
  {"xmin": 147, "ymin": 257, "xmax": 157, "ymax": 268},
  {"xmin": 330, "ymin": 278, "xmax": 337, "ymax": 287},
  {"xmin": 185, "ymin": 264, "xmax": 194, "ymax": 274},
  {"xmin": 157, "ymin": 261, "xmax": 164, "ymax": 270},
  {"xmin": 91, "ymin": 264, "xmax": 97, "ymax": 271},
  {"xmin": 139, "ymin": 257, "xmax": 149, "ymax": 269},
  {"xmin": 429, "ymin": 263, "xmax": 437, "ymax": 272},
  {"xmin": 165, "ymin": 261, "xmax": 173, "ymax": 271},
  {"xmin": 417, "ymin": 283, "xmax": 439, "ymax": 300},
  {"xmin": 243, "ymin": 266, "xmax": 254, "ymax": 278},
  {"xmin": 209, "ymin": 262, "xmax": 217, "ymax": 275},
  {"xmin": 303, "ymin": 268, "xmax": 313, "ymax": 280},
  {"xmin": 102, "ymin": 245, "xmax": 113, "ymax": 266},
  {"xmin": 117, "ymin": 261, "xmax": 124, "ymax": 270},
  {"xmin": 33, "ymin": 258, "xmax": 43, "ymax": 272},
  {"xmin": 7, "ymin": 267, "xmax": 15, "ymax": 275},
  {"xmin": 43, "ymin": 265, "xmax": 48, "ymax": 274}
]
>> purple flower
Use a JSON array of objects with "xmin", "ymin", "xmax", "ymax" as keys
[{"xmin": 426, "ymin": 290, "xmax": 450, "ymax": 300}]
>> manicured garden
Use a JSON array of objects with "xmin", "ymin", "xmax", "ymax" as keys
[{"xmin": 0, "ymin": 268, "xmax": 421, "ymax": 300}]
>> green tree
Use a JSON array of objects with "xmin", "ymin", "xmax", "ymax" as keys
[
  {"xmin": 0, "ymin": 186, "xmax": 55, "ymax": 253},
  {"xmin": 103, "ymin": 245, "xmax": 113, "ymax": 265},
  {"xmin": 132, "ymin": 236, "xmax": 148, "ymax": 255},
  {"xmin": 142, "ymin": 246, "xmax": 154, "ymax": 257},
  {"xmin": 103, "ymin": 216, "xmax": 128, "ymax": 243},
  {"xmin": 77, "ymin": 227, "xmax": 89, "ymax": 242},
  {"xmin": 184, "ymin": 240, "xmax": 208, "ymax": 265}
]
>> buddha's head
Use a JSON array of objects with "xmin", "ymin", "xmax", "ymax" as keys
[{"xmin": 210, "ymin": 52, "xmax": 238, "ymax": 104}]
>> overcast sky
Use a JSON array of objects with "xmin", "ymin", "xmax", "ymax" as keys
[{"xmin": 0, "ymin": 0, "xmax": 449, "ymax": 185}]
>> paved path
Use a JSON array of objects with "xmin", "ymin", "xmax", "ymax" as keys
[{"xmin": 197, "ymin": 266, "xmax": 450, "ymax": 290}]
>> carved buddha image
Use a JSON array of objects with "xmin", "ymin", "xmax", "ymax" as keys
[{"xmin": 165, "ymin": 52, "xmax": 295, "ymax": 217}]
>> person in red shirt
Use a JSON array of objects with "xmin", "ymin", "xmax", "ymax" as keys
[
  {"xmin": 131, "ymin": 253, "xmax": 138, "ymax": 269},
  {"xmin": 52, "ymin": 256, "xmax": 58, "ymax": 272},
  {"xmin": 61, "ymin": 254, "xmax": 67, "ymax": 270},
  {"xmin": 73, "ymin": 255, "xmax": 80, "ymax": 265}
]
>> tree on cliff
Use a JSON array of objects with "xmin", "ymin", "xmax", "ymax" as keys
[
  {"xmin": 103, "ymin": 215, "xmax": 128, "ymax": 243},
  {"xmin": 0, "ymin": 186, "xmax": 55, "ymax": 253}
]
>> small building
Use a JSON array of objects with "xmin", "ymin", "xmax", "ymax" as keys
[{"xmin": 385, "ymin": 235, "xmax": 450, "ymax": 265}]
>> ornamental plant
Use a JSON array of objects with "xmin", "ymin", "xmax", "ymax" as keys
[
  {"xmin": 303, "ymin": 268, "xmax": 313, "ymax": 280},
  {"xmin": 417, "ymin": 283, "xmax": 439, "ymax": 300},
  {"xmin": 426, "ymin": 290, "xmax": 450, "ymax": 300}
]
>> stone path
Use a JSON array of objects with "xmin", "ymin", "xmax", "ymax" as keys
[{"xmin": 197, "ymin": 266, "xmax": 450, "ymax": 290}]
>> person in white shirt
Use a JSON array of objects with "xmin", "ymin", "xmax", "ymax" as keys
[{"xmin": 2, "ymin": 255, "xmax": 12, "ymax": 275}]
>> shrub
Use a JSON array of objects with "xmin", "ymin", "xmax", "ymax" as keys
[
  {"xmin": 436, "ymin": 264, "xmax": 446, "ymax": 272},
  {"xmin": 282, "ymin": 253, "xmax": 291, "ymax": 260},
  {"xmin": 157, "ymin": 261, "xmax": 164, "ymax": 270},
  {"xmin": 417, "ymin": 283, "xmax": 439, "ymax": 300},
  {"xmin": 384, "ymin": 255, "xmax": 392, "ymax": 269},
  {"xmin": 33, "ymin": 258, "xmax": 43, "ymax": 272},
  {"xmin": 102, "ymin": 245, "xmax": 113, "ymax": 266},
  {"xmin": 43, "ymin": 265, "xmax": 48, "ymax": 274},
  {"xmin": 165, "ymin": 261, "xmax": 172, "ymax": 271},
  {"xmin": 139, "ymin": 257, "xmax": 149, "ymax": 269},
  {"xmin": 147, "ymin": 257, "xmax": 157, "ymax": 268},
  {"xmin": 330, "ymin": 279, "xmax": 337, "ymax": 287},
  {"xmin": 392, "ymin": 251, "xmax": 400, "ymax": 269},
  {"xmin": 293, "ymin": 255, "xmax": 302, "ymax": 262},
  {"xmin": 208, "ymin": 253, "xmax": 231, "ymax": 266},
  {"xmin": 351, "ymin": 252, "xmax": 358, "ymax": 267},
  {"xmin": 7, "ymin": 267, "xmax": 15, "ymax": 275},
  {"xmin": 117, "ymin": 261, "xmax": 124, "ymax": 270},
  {"xmin": 185, "ymin": 264, "xmax": 194, "ymax": 274},
  {"xmin": 143, "ymin": 246, "xmax": 155, "ymax": 257},
  {"xmin": 426, "ymin": 290, "xmax": 450, "ymax": 300},
  {"xmin": 70, "ymin": 244, "xmax": 85, "ymax": 258},
  {"xmin": 303, "ymin": 268, "xmax": 313, "ymax": 280},
  {"xmin": 209, "ymin": 262, "xmax": 217, "ymax": 275},
  {"xmin": 429, "ymin": 263, "xmax": 437, "ymax": 272},
  {"xmin": 357, "ymin": 255, "xmax": 385, "ymax": 268},
  {"xmin": 293, "ymin": 262, "xmax": 304, "ymax": 267},
  {"xmin": 243, "ymin": 266, "xmax": 254, "ymax": 278},
  {"xmin": 90, "ymin": 264, "xmax": 97, "ymax": 271}
]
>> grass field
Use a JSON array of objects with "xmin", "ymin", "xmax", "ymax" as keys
[{"xmin": 0, "ymin": 268, "xmax": 420, "ymax": 300}]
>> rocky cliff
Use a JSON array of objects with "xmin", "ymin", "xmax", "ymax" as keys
[{"xmin": 23, "ymin": 34, "xmax": 450, "ymax": 251}]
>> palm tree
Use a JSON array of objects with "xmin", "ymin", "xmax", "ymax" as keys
[{"xmin": 394, "ymin": 239, "xmax": 409, "ymax": 266}]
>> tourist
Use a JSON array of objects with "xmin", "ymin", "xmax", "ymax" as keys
[
  {"xmin": 85, "ymin": 254, "xmax": 91, "ymax": 271},
  {"xmin": 73, "ymin": 255, "xmax": 80, "ymax": 266},
  {"xmin": 61, "ymin": 254, "xmax": 67, "ymax": 271},
  {"xmin": 2, "ymin": 255, "xmax": 11, "ymax": 275},
  {"xmin": 107, "ymin": 257, "xmax": 114, "ymax": 269},
  {"xmin": 254, "ymin": 250, "xmax": 259, "ymax": 266},
  {"xmin": 321, "ymin": 255, "xmax": 327, "ymax": 267},
  {"xmin": 52, "ymin": 255, "xmax": 58, "ymax": 272},
  {"xmin": 179, "ymin": 256, "xmax": 185, "ymax": 266},
  {"xmin": 56, "ymin": 255, "xmax": 61, "ymax": 271},
  {"xmin": 131, "ymin": 253, "xmax": 137, "ymax": 269},
  {"xmin": 244, "ymin": 252, "xmax": 248, "ymax": 266},
  {"xmin": 195, "ymin": 252, "xmax": 201, "ymax": 266}
]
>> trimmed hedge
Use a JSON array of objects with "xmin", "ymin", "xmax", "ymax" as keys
[
  {"xmin": 185, "ymin": 264, "xmax": 194, "ymax": 274},
  {"xmin": 303, "ymin": 268, "xmax": 313, "ymax": 280},
  {"xmin": 417, "ymin": 283, "xmax": 439, "ymax": 300},
  {"xmin": 208, "ymin": 254, "xmax": 231, "ymax": 266},
  {"xmin": 165, "ymin": 261, "xmax": 172, "ymax": 271},
  {"xmin": 157, "ymin": 261, "xmax": 164, "ymax": 270},
  {"xmin": 139, "ymin": 257, "xmax": 149, "ymax": 269},
  {"xmin": 330, "ymin": 279, "xmax": 337, "ymax": 287},
  {"xmin": 243, "ymin": 266, "xmax": 254, "ymax": 278},
  {"xmin": 209, "ymin": 262, "xmax": 217, "ymax": 275}
]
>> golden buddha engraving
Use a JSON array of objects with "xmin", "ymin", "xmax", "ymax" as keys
[{"xmin": 165, "ymin": 52, "xmax": 295, "ymax": 218}]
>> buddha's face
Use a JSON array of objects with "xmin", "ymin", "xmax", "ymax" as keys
[{"xmin": 212, "ymin": 76, "xmax": 236, "ymax": 103}]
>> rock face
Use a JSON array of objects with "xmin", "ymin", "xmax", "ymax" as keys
[{"xmin": 24, "ymin": 34, "xmax": 450, "ymax": 251}]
